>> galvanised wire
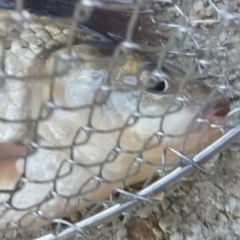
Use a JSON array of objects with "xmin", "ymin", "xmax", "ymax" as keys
[{"xmin": 0, "ymin": 0, "xmax": 239, "ymax": 239}]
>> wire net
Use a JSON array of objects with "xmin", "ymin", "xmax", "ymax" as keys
[{"xmin": 0, "ymin": 0, "xmax": 240, "ymax": 239}]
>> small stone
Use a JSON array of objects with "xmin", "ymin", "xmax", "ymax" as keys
[
  {"xmin": 232, "ymin": 222, "xmax": 240, "ymax": 236},
  {"xmin": 219, "ymin": 32, "xmax": 226, "ymax": 42},
  {"xmin": 231, "ymin": 184, "xmax": 240, "ymax": 198},
  {"xmin": 218, "ymin": 213, "xmax": 228, "ymax": 223},
  {"xmin": 215, "ymin": 202, "xmax": 225, "ymax": 212},
  {"xmin": 160, "ymin": 198, "xmax": 171, "ymax": 212},
  {"xmin": 116, "ymin": 226, "xmax": 128, "ymax": 240},
  {"xmin": 180, "ymin": 224, "xmax": 193, "ymax": 236},
  {"xmin": 193, "ymin": 1, "xmax": 204, "ymax": 13},
  {"xmin": 152, "ymin": 204, "xmax": 162, "ymax": 214},
  {"xmin": 149, "ymin": 216, "xmax": 161, "ymax": 228},
  {"xmin": 188, "ymin": 213, "xmax": 198, "ymax": 222},
  {"xmin": 152, "ymin": 227, "xmax": 163, "ymax": 239},
  {"xmin": 170, "ymin": 232, "xmax": 184, "ymax": 240},
  {"xmin": 191, "ymin": 222, "xmax": 203, "ymax": 235},
  {"xmin": 158, "ymin": 213, "xmax": 182, "ymax": 233},
  {"xmin": 163, "ymin": 208, "xmax": 174, "ymax": 215},
  {"xmin": 127, "ymin": 217, "xmax": 156, "ymax": 240},
  {"xmin": 229, "ymin": 73, "xmax": 237, "ymax": 81},
  {"xmin": 194, "ymin": 195, "xmax": 200, "ymax": 202},
  {"xmin": 171, "ymin": 203, "xmax": 181, "ymax": 214},
  {"xmin": 225, "ymin": 198, "xmax": 240, "ymax": 217},
  {"xmin": 205, "ymin": 207, "xmax": 217, "ymax": 223},
  {"xmin": 193, "ymin": 0, "xmax": 214, "ymax": 19},
  {"xmin": 137, "ymin": 206, "xmax": 154, "ymax": 219},
  {"xmin": 181, "ymin": 204, "xmax": 193, "ymax": 215},
  {"xmin": 193, "ymin": 33, "xmax": 201, "ymax": 39},
  {"xmin": 152, "ymin": 192, "xmax": 165, "ymax": 201},
  {"xmin": 179, "ymin": 182, "xmax": 191, "ymax": 193}
]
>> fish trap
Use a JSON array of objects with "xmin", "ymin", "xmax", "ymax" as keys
[{"xmin": 0, "ymin": 0, "xmax": 239, "ymax": 239}]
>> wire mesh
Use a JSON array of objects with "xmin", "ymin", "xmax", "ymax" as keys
[{"xmin": 0, "ymin": 0, "xmax": 239, "ymax": 239}]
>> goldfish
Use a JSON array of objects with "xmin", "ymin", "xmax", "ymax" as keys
[{"xmin": 0, "ymin": 8, "xmax": 230, "ymax": 237}]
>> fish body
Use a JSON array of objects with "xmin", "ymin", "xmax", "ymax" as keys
[{"xmin": 0, "ymin": 9, "xmax": 229, "ymax": 236}]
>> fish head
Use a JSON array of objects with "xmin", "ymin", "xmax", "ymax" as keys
[
  {"xmin": 123, "ymin": 60, "xmax": 230, "ymax": 160},
  {"xmin": 32, "ymin": 43, "xmax": 230, "ymax": 177},
  {"xmin": 111, "ymin": 56, "xmax": 229, "ymax": 127}
]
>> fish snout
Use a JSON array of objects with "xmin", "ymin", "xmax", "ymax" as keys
[{"xmin": 202, "ymin": 99, "xmax": 230, "ymax": 124}]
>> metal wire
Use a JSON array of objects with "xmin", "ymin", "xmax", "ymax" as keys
[{"xmin": 0, "ymin": 0, "xmax": 239, "ymax": 239}]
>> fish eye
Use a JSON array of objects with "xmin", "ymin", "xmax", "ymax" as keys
[
  {"xmin": 146, "ymin": 76, "xmax": 169, "ymax": 93},
  {"xmin": 137, "ymin": 61, "xmax": 170, "ymax": 94}
]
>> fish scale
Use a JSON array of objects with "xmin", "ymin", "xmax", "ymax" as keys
[{"xmin": 0, "ymin": 9, "xmax": 100, "ymax": 77}]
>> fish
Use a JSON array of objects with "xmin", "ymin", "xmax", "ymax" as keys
[
  {"xmin": 0, "ymin": 8, "xmax": 230, "ymax": 237},
  {"xmin": 0, "ymin": 0, "xmax": 169, "ymax": 44}
]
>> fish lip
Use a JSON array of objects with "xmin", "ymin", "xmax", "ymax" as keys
[{"xmin": 201, "ymin": 99, "xmax": 230, "ymax": 123}]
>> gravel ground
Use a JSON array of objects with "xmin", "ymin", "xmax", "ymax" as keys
[{"xmin": 119, "ymin": 141, "xmax": 240, "ymax": 240}]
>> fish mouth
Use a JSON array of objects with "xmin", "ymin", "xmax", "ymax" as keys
[{"xmin": 201, "ymin": 99, "xmax": 230, "ymax": 124}]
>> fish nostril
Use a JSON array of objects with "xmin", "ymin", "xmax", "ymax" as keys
[
  {"xmin": 202, "ymin": 101, "xmax": 230, "ymax": 123},
  {"xmin": 213, "ymin": 105, "xmax": 230, "ymax": 118}
]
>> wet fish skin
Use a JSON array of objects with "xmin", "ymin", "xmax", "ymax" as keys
[{"xmin": 0, "ymin": 0, "xmax": 161, "ymax": 44}]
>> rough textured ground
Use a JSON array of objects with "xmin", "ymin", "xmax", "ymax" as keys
[{"xmin": 118, "ymin": 140, "xmax": 240, "ymax": 240}]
